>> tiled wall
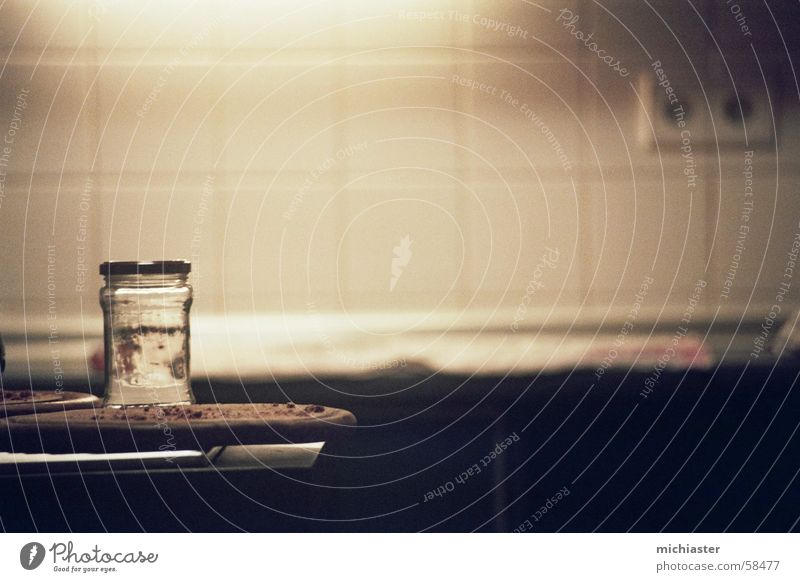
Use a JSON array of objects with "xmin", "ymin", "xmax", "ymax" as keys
[{"xmin": 1, "ymin": 0, "xmax": 799, "ymax": 332}]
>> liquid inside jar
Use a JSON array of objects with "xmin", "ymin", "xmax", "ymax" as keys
[{"xmin": 109, "ymin": 324, "xmax": 189, "ymax": 406}]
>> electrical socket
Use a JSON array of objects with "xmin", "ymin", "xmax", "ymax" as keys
[{"xmin": 638, "ymin": 72, "xmax": 775, "ymax": 149}]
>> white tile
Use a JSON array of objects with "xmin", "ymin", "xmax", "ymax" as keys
[
  {"xmin": 587, "ymin": 0, "xmax": 708, "ymax": 70},
  {"xmin": 709, "ymin": 171, "xmax": 800, "ymax": 310},
  {"xmin": 216, "ymin": 62, "xmax": 338, "ymax": 173},
  {"xmin": 340, "ymin": 175, "xmax": 463, "ymax": 312},
  {"xmin": 93, "ymin": 0, "xmax": 217, "ymax": 49},
  {"xmin": 779, "ymin": 97, "xmax": 800, "ymax": 161},
  {"xmin": 467, "ymin": 0, "xmax": 580, "ymax": 55},
  {"xmin": 0, "ymin": 64, "xmax": 94, "ymax": 174},
  {"xmin": 95, "ymin": 64, "xmax": 223, "ymax": 174},
  {"xmin": 459, "ymin": 58, "xmax": 580, "ymax": 175},
  {"xmin": 462, "ymin": 171, "xmax": 581, "ymax": 309},
  {"xmin": 340, "ymin": 54, "xmax": 459, "ymax": 174},
  {"xmin": 337, "ymin": 1, "xmax": 460, "ymax": 49},
  {"xmin": 0, "ymin": 0, "xmax": 89, "ymax": 49},
  {"xmin": 98, "ymin": 173, "xmax": 224, "ymax": 312},
  {"xmin": 220, "ymin": 173, "xmax": 340, "ymax": 313},
  {"xmin": 0, "ymin": 187, "xmax": 29, "ymax": 305},
  {"xmin": 0, "ymin": 178, "xmax": 101, "ymax": 320},
  {"xmin": 100, "ymin": 175, "xmax": 221, "ymax": 283},
  {"xmin": 710, "ymin": 1, "xmax": 792, "ymax": 58},
  {"xmin": 585, "ymin": 179, "xmax": 708, "ymax": 309},
  {"xmin": 215, "ymin": 1, "xmax": 338, "ymax": 50}
]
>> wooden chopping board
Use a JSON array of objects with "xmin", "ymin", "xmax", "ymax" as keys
[
  {"xmin": 0, "ymin": 403, "xmax": 357, "ymax": 453},
  {"xmin": 0, "ymin": 390, "xmax": 100, "ymax": 418}
]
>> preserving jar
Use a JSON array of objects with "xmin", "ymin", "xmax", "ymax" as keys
[{"xmin": 100, "ymin": 260, "xmax": 194, "ymax": 407}]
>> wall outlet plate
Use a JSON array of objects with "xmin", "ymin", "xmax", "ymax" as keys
[{"xmin": 638, "ymin": 72, "xmax": 775, "ymax": 149}]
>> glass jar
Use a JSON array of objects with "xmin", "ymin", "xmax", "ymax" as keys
[{"xmin": 100, "ymin": 261, "xmax": 194, "ymax": 407}]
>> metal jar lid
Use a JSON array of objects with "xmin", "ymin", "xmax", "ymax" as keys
[{"xmin": 99, "ymin": 260, "xmax": 191, "ymax": 276}]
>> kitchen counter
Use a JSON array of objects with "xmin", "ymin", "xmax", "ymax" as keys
[
  {"xmin": 1, "ymin": 352, "xmax": 798, "ymax": 532},
  {"xmin": 2, "ymin": 314, "xmax": 797, "ymax": 532}
]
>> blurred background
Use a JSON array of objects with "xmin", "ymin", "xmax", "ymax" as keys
[
  {"xmin": 1, "ymin": 0, "xmax": 800, "ymax": 532},
  {"xmin": 1, "ymin": 0, "xmax": 797, "ymax": 339}
]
